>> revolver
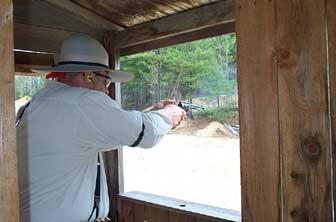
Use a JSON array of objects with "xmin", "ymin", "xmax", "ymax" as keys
[{"xmin": 177, "ymin": 101, "xmax": 205, "ymax": 112}]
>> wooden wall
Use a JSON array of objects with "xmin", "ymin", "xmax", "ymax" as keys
[
  {"xmin": 237, "ymin": 0, "xmax": 334, "ymax": 221},
  {"xmin": 119, "ymin": 200, "xmax": 225, "ymax": 222},
  {"xmin": 118, "ymin": 192, "xmax": 240, "ymax": 222},
  {"xmin": 0, "ymin": 0, "xmax": 20, "ymax": 221}
]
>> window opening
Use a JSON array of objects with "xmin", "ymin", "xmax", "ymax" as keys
[
  {"xmin": 120, "ymin": 33, "xmax": 240, "ymax": 212},
  {"xmin": 15, "ymin": 75, "xmax": 48, "ymax": 113}
]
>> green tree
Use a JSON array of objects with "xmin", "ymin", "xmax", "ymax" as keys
[
  {"xmin": 120, "ymin": 33, "xmax": 237, "ymax": 110},
  {"xmin": 15, "ymin": 76, "xmax": 47, "ymax": 99}
]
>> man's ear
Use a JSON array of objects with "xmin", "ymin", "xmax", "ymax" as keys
[{"xmin": 83, "ymin": 72, "xmax": 93, "ymax": 83}]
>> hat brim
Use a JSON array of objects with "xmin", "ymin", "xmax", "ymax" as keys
[{"xmin": 33, "ymin": 64, "xmax": 134, "ymax": 83}]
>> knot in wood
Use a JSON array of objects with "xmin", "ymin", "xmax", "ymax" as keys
[
  {"xmin": 290, "ymin": 171, "xmax": 301, "ymax": 181},
  {"xmin": 302, "ymin": 137, "xmax": 321, "ymax": 162},
  {"xmin": 290, "ymin": 209, "xmax": 298, "ymax": 218},
  {"xmin": 278, "ymin": 48, "xmax": 293, "ymax": 68},
  {"xmin": 280, "ymin": 48, "xmax": 290, "ymax": 60},
  {"xmin": 290, "ymin": 208, "xmax": 310, "ymax": 222}
]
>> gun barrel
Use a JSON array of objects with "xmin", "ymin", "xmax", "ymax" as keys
[{"xmin": 178, "ymin": 101, "xmax": 205, "ymax": 110}]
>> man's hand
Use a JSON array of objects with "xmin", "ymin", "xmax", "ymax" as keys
[
  {"xmin": 143, "ymin": 100, "xmax": 186, "ymax": 129},
  {"xmin": 161, "ymin": 104, "xmax": 187, "ymax": 129},
  {"xmin": 143, "ymin": 100, "xmax": 177, "ymax": 112}
]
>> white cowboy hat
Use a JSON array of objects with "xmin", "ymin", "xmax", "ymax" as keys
[{"xmin": 33, "ymin": 34, "xmax": 134, "ymax": 82}]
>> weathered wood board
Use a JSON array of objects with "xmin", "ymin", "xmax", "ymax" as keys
[
  {"xmin": 236, "ymin": 0, "xmax": 280, "ymax": 221},
  {"xmin": 237, "ymin": 0, "xmax": 333, "ymax": 221},
  {"xmin": 120, "ymin": 22, "xmax": 235, "ymax": 56},
  {"xmin": 118, "ymin": 192, "xmax": 240, "ymax": 222},
  {"xmin": 71, "ymin": 0, "xmax": 222, "ymax": 27},
  {"xmin": 0, "ymin": 0, "xmax": 20, "ymax": 221},
  {"xmin": 278, "ymin": 0, "xmax": 332, "ymax": 221},
  {"xmin": 113, "ymin": 0, "xmax": 234, "ymax": 48}
]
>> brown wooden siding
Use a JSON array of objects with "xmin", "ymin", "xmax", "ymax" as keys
[{"xmin": 70, "ymin": 0, "xmax": 221, "ymax": 27}]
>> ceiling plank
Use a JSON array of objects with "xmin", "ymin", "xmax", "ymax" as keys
[
  {"xmin": 45, "ymin": 0, "xmax": 125, "ymax": 31},
  {"xmin": 71, "ymin": 0, "xmax": 222, "ymax": 27},
  {"xmin": 113, "ymin": 0, "xmax": 234, "ymax": 48},
  {"xmin": 120, "ymin": 22, "xmax": 235, "ymax": 56}
]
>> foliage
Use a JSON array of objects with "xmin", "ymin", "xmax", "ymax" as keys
[
  {"xmin": 120, "ymin": 51, "xmax": 158, "ymax": 110},
  {"xmin": 198, "ymin": 107, "xmax": 239, "ymax": 124},
  {"xmin": 121, "ymin": 33, "xmax": 237, "ymax": 110},
  {"xmin": 15, "ymin": 76, "xmax": 48, "ymax": 99}
]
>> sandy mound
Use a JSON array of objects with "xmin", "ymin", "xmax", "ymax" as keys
[
  {"xmin": 195, "ymin": 121, "xmax": 233, "ymax": 137},
  {"xmin": 171, "ymin": 117, "xmax": 237, "ymax": 138}
]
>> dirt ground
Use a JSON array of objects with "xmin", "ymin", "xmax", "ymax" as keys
[
  {"xmin": 172, "ymin": 116, "xmax": 238, "ymax": 137},
  {"xmin": 122, "ymin": 118, "xmax": 241, "ymax": 212}
]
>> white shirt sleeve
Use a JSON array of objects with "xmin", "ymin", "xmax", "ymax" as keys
[{"xmin": 76, "ymin": 90, "xmax": 172, "ymax": 151}]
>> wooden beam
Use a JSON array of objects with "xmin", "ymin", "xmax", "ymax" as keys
[
  {"xmin": 15, "ymin": 64, "xmax": 49, "ymax": 76},
  {"xmin": 236, "ymin": 1, "xmax": 280, "ymax": 221},
  {"xmin": 278, "ymin": 0, "xmax": 332, "ymax": 221},
  {"xmin": 14, "ymin": 51, "xmax": 53, "ymax": 76},
  {"xmin": 14, "ymin": 23, "xmax": 104, "ymax": 53},
  {"xmin": 45, "ymin": 0, "xmax": 124, "ymax": 31},
  {"xmin": 328, "ymin": 0, "xmax": 336, "ymax": 218},
  {"xmin": 120, "ymin": 22, "xmax": 235, "ymax": 56},
  {"xmin": 0, "ymin": 0, "xmax": 20, "ymax": 221},
  {"xmin": 102, "ymin": 32, "xmax": 123, "ymax": 222},
  {"xmin": 113, "ymin": 0, "xmax": 234, "ymax": 48},
  {"xmin": 14, "ymin": 51, "xmax": 55, "ymax": 66}
]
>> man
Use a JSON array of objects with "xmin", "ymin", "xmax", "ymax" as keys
[{"xmin": 16, "ymin": 34, "xmax": 186, "ymax": 222}]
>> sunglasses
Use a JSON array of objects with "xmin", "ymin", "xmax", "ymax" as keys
[{"xmin": 92, "ymin": 71, "xmax": 112, "ymax": 87}]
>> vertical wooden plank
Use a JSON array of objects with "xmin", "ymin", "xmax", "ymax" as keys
[
  {"xmin": 103, "ymin": 32, "xmax": 124, "ymax": 222},
  {"xmin": 145, "ymin": 206, "xmax": 170, "ymax": 222},
  {"xmin": 168, "ymin": 211, "xmax": 197, "ymax": 222},
  {"xmin": 118, "ymin": 199, "xmax": 135, "ymax": 222},
  {"xmin": 327, "ymin": 0, "xmax": 336, "ymax": 218},
  {"xmin": 132, "ymin": 202, "xmax": 145, "ymax": 222},
  {"xmin": 0, "ymin": 0, "xmax": 20, "ymax": 221},
  {"xmin": 236, "ymin": 0, "xmax": 280, "ymax": 221},
  {"xmin": 278, "ymin": 0, "xmax": 332, "ymax": 221}
]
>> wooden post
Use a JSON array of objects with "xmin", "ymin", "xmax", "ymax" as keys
[
  {"xmin": 278, "ymin": 1, "xmax": 332, "ymax": 221},
  {"xmin": 237, "ymin": 0, "xmax": 333, "ymax": 221},
  {"xmin": 327, "ymin": 0, "xmax": 336, "ymax": 218},
  {"xmin": 103, "ymin": 32, "xmax": 124, "ymax": 222},
  {"xmin": 0, "ymin": 0, "xmax": 20, "ymax": 221},
  {"xmin": 236, "ymin": 1, "xmax": 280, "ymax": 221}
]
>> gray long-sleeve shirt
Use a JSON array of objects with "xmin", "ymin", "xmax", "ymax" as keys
[{"xmin": 17, "ymin": 81, "xmax": 172, "ymax": 222}]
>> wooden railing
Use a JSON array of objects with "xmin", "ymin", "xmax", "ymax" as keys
[{"xmin": 118, "ymin": 192, "xmax": 241, "ymax": 222}]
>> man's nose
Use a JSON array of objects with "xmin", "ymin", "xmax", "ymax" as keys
[{"xmin": 105, "ymin": 87, "xmax": 109, "ymax": 95}]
